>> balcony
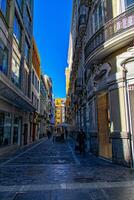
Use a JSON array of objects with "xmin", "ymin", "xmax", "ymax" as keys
[{"xmin": 85, "ymin": 7, "xmax": 134, "ymax": 63}]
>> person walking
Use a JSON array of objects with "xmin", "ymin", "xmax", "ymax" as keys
[
  {"xmin": 47, "ymin": 129, "xmax": 51, "ymax": 139},
  {"xmin": 65, "ymin": 128, "xmax": 68, "ymax": 140},
  {"xmin": 77, "ymin": 129, "xmax": 86, "ymax": 154}
]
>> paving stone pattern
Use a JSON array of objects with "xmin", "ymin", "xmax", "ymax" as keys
[{"xmin": 0, "ymin": 138, "xmax": 134, "ymax": 199}]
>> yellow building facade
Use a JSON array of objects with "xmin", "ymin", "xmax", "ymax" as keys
[{"xmin": 55, "ymin": 98, "xmax": 66, "ymax": 126}]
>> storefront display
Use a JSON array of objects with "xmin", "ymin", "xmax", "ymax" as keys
[{"xmin": 0, "ymin": 112, "xmax": 11, "ymax": 146}]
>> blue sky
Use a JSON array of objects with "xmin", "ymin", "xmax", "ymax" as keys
[{"xmin": 34, "ymin": 0, "xmax": 73, "ymax": 98}]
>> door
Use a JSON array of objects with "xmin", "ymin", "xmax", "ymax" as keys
[
  {"xmin": 24, "ymin": 124, "xmax": 28, "ymax": 145},
  {"xmin": 97, "ymin": 93, "xmax": 112, "ymax": 159},
  {"xmin": 32, "ymin": 123, "xmax": 36, "ymax": 141}
]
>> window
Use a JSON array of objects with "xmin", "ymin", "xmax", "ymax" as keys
[
  {"xmin": 11, "ymin": 57, "xmax": 20, "ymax": 87},
  {"xmin": 37, "ymin": 80, "xmax": 39, "ymax": 92},
  {"xmin": 93, "ymin": 8, "xmax": 98, "ymax": 32},
  {"xmin": 98, "ymin": 1, "xmax": 103, "ymax": 28},
  {"xmin": 92, "ymin": 1, "xmax": 104, "ymax": 34},
  {"xmin": 32, "ymin": 92, "xmax": 34, "ymax": 104},
  {"xmin": 24, "ymin": 69, "xmax": 29, "ymax": 96},
  {"xmin": 13, "ymin": 116, "xmax": 19, "ymax": 144},
  {"xmin": 25, "ymin": 8, "xmax": 31, "ymax": 36},
  {"xmin": 13, "ymin": 15, "xmax": 21, "ymax": 45},
  {"xmin": 32, "ymin": 70, "xmax": 34, "ymax": 85},
  {"xmin": 0, "ymin": 0, "xmax": 7, "ymax": 17},
  {"xmin": 0, "ymin": 39, "xmax": 8, "ymax": 74},
  {"xmin": 27, "ymin": 0, "xmax": 32, "ymax": 12},
  {"xmin": 24, "ymin": 40, "xmax": 30, "ymax": 63},
  {"xmin": 126, "ymin": 0, "xmax": 134, "ymax": 7},
  {"xmin": 0, "ymin": 112, "xmax": 11, "ymax": 146},
  {"xmin": 17, "ymin": 0, "xmax": 22, "ymax": 9}
]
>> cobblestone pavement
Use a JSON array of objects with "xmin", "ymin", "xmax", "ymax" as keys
[{"xmin": 1, "ymin": 138, "xmax": 134, "ymax": 200}]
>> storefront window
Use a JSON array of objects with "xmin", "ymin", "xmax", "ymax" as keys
[
  {"xmin": 13, "ymin": 116, "xmax": 19, "ymax": 144},
  {"xmin": 0, "ymin": 112, "xmax": 11, "ymax": 146}
]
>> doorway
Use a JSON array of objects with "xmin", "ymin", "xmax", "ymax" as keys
[
  {"xmin": 97, "ymin": 93, "xmax": 112, "ymax": 159},
  {"xmin": 24, "ymin": 124, "xmax": 28, "ymax": 145}
]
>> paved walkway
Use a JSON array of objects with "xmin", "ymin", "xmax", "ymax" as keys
[{"xmin": 0, "ymin": 138, "xmax": 134, "ymax": 199}]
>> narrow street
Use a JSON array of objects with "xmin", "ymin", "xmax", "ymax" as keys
[{"xmin": 1, "ymin": 138, "xmax": 134, "ymax": 200}]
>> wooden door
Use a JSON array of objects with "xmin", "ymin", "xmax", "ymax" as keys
[{"xmin": 97, "ymin": 93, "xmax": 112, "ymax": 159}]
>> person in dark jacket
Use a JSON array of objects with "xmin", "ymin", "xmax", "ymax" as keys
[
  {"xmin": 47, "ymin": 129, "xmax": 51, "ymax": 139},
  {"xmin": 77, "ymin": 129, "xmax": 86, "ymax": 154}
]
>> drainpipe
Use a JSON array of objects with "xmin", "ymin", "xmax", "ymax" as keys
[{"xmin": 122, "ymin": 65, "xmax": 134, "ymax": 168}]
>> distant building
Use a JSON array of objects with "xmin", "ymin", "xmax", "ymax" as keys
[
  {"xmin": 40, "ymin": 75, "xmax": 48, "ymax": 137},
  {"xmin": 55, "ymin": 98, "xmax": 66, "ymax": 126},
  {"xmin": 65, "ymin": 67, "xmax": 70, "ymax": 95},
  {"xmin": 40, "ymin": 75, "xmax": 54, "ymax": 136}
]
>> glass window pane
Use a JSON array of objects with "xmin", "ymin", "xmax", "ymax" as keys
[
  {"xmin": 127, "ymin": 0, "xmax": 134, "ymax": 6},
  {"xmin": 13, "ymin": 15, "xmax": 21, "ymax": 45},
  {"xmin": 17, "ymin": 0, "xmax": 22, "ymax": 9},
  {"xmin": 0, "ymin": 112, "xmax": 11, "ymax": 146},
  {"xmin": 11, "ymin": 57, "xmax": 20, "ymax": 87},
  {"xmin": 0, "ymin": 0, "xmax": 7, "ymax": 17},
  {"xmin": 25, "ymin": 8, "xmax": 31, "ymax": 36},
  {"xmin": 99, "ymin": 2, "xmax": 103, "ymax": 27},
  {"xmin": 0, "ymin": 40, "xmax": 8, "ymax": 74},
  {"xmin": 13, "ymin": 116, "xmax": 19, "ymax": 144},
  {"xmin": 24, "ymin": 40, "xmax": 30, "ymax": 62}
]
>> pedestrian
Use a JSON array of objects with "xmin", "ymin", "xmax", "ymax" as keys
[
  {"xmin": 47, "ymin": 129, "xmax": 51, "ymax": 139},
  {"xmin": 77, "ymin": 129, "xmax": 86, "ymax": 154},
  {"xmin": 65, "ymin": 128, "xmax": 68, "ymax": 140}
]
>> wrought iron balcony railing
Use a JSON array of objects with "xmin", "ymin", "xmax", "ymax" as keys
[{"xmin": 85, "ymin": 7, "xmax": 134, "ymax": 61}]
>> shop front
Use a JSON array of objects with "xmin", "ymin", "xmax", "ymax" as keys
[
  {"xmin": 0, "ymin": 111, "xmax": 22, "ymax": 147},
  {"xmin": 0, "ymin": 112, "xmax": 12, "ymax": 147}
]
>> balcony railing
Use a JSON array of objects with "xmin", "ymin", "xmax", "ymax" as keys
[{"xmin": 85, "ymin": 7, "xmax": 134, "ymax": 60}]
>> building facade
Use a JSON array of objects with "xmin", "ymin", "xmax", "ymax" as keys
[
  {"xmin": 55, "ymin": 98, "xmax": 66, "ymax": 126},
  {"xmin": 40, "ymin": 75, "xmax": 54, "ymax": 136},
  {"xmin": 67, "ymin": 0, "xmax": 134, "ymax": 166},
  {"xmin": 31, "ymin": 38, "xmax": 40, "ymax": 141},
  {"xmin": 0, "ymin": 0, "xmax": 35, "ymax": 151},
  {"xmin": 40, "ymin": 75, "xmax": 48, "ymax": 137}
]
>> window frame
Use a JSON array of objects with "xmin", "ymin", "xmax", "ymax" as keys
[
  {"xmin": 13, "ymin": 13, "xmax": 22, "ymax": 47},
  {"xmin": 24, "ymin": 39, "xmax": 30, "ymax": 64},
  {"xmin": 125, "ymin": 0, "xmax": 134, "ymax": 8},
  {"xmin": 11, "ymin": 56, "xmax": 21, "ymax": 87},
  {"xmin": 0, "ymin": 0, "xmax": 7, "ymax": 17},
  {"xmin": 0, "ymin": 39, "xmax": 8, "ymax": 75}
]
